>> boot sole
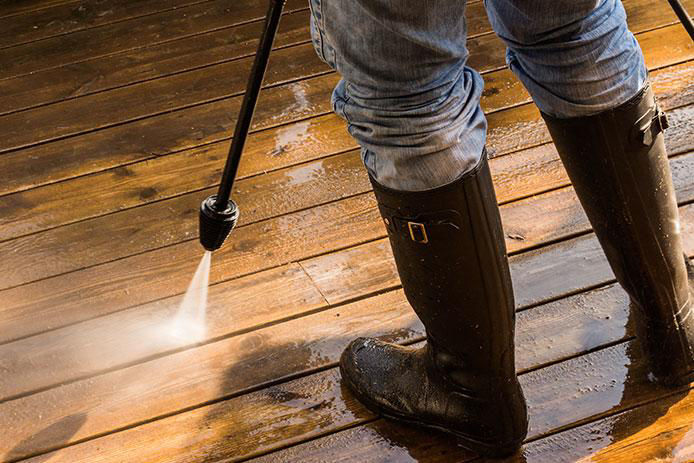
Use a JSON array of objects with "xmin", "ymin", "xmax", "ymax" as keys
[{"xmin": 340, "ymin": 367, "xmax": 525, "ymax": 459}]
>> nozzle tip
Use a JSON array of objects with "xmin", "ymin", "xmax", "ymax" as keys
[{"xmin": 199, "ymin": 195, "xmax": 239, "ymax": 251}]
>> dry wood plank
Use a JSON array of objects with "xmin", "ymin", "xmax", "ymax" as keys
[
  {"xmin": 0, "ymin": 3, "xmax": 685, "ymax": 156},
  {"xmin": 1, "ymin": 58, "xmax": 690, "ymax": 248},
  {"xmin": 0, "ymin": 0, "xmax": 214, "ymax": 49},
  {"xmin": 0, "ymin": 8, "xmax": 314, "ymax": 116},
  {"xmin": 0, "ymin": 0, "xmax": 308, "ymax": 81},
  {"xmin": 0, "ymin": 73, "xmax": 340, "ymax": 197},
  {"xmin": 0, "ymin": 34, "xmax": 505, "ymax": 154},
  {"xmin": 0, "ymin": 270, "xmax": 648, "ymax": 460},
  {"xmin": 518, "ymin": 389, "xmax": 694, "ymax": 463}
]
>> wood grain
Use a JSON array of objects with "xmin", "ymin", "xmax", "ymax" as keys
[
  {"xmin": 1, "ymin": 3, "xmax": 692, "ymax": 462},
  {"xmin": 1, "ymin": 200, "xmax": 692, "ymax": 419},
  {"xmin": 0, "ymin": 8, "xmax": 314, "ymax": 116},
  {"xmin": 0, "ymin": 0, "xmax": 308, "ymax": 81},
  {"xmin": 518, "ymin": 388, "xmax": 694, "ymax": 463},
  {"xmin": 0, "ymin": 141, "xmax": 690, "ymax": 341},
  {"xmin": 0, "ymin": 56, "xmax": 690, "ymax": 249},
  {"xmin": 0, "ymin": 0, "xmax": 214, "ymax": 49},
  {"xmin": 0, "ymin": 276, "xmax": 651, "ymax": 461},
  {"xmin": 0, "ymin": 0, "xmax": 81, "ymax": 19}
]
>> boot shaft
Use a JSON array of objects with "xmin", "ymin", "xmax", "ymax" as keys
[
  {"xmin": 370, "ymin": 154, "xmax": 517, "ymax": 379},
  {"xmin": 542, "ymin": 84, "xmax": 694, "ymax": 383},
  {"xmin": 542, "ymin": 84, "xmax": 689, "ymax": 318}
]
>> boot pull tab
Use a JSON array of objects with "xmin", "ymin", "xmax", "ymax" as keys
[{"xmin": 634, "ymin": 106, "xmax": 669, "ymax": 146}]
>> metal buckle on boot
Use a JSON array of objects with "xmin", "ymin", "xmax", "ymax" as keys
[
  {"xmin": 638, "ymin": 109, "xmax": 669, "ymax": 146},
  {"xmin": 407, "ymin": 221, "xmax": 428, "ymax": 244}
]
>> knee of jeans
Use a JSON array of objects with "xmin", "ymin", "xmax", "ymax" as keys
[
  {"xmin": 333, "ymin": 66, "xmax": 480, "ymax": 127},
  {"xmin": 488, "ymin": 0, "xmax": 610, "ymax": 46}
]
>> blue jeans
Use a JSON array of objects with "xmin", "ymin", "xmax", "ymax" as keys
[{"xmin": 309, "ymin": 0, "xmax": 647, "ymax": 190}]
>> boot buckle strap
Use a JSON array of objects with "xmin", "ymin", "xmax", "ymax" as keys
[
  {"xmin": 636, "ymin": 108, "xmax": 669, "ymax": 146},
  {"xmin": 407, "ymin": 221, "xmax": 428, "ymax": 244}
]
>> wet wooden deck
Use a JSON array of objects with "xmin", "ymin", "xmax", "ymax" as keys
[{"xmin": 1, "ymin": 1, "xmax": 693, "ymax": 462}]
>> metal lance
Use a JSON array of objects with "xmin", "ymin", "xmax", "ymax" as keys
[{"xmin": 198, "ymin": 0, "xmax": 286, "ymax": 251}]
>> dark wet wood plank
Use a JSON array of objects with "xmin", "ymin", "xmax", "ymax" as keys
[
  {"xmin": 0, "ymin": 0, "xmax": 308, "ymax": 80},
  {"xmin": 13, "ymin": 337, "xmax": 686, "ymax": 463},
  {"xmin": 0, "ymin": 4, "xmax": 691, "ymax": 462},
  {"xmin": 485, "ymin": 24, "xmax": 694, "ymax": 158},
  {"xmin": 2, "ymin": 199, "xmax": 692, "ymax": 415},
  {"xmin": 0, "ymin": 0, "xmax": 213, "ymax": 49},
  {"xmin": 0, "ymin": 56, "xmax": 689, "ymax": 251},
  {"xmin": 299, "ymin": 157, "xmax": 694, "ymax": 305},
  {"xmin": 0, "ymin": 270, "xmax": 651, "ymax": 460},
  {"xmin": 0, "ymin": 192, "xmax": 381, "ymax": 343},
  {"xmin": 501, "ymin": 152, "xmax": 693, "ymax": 253},
  {"xmin": 245, "ymin": 344, "xmax": 690, "ymax": 463},
  {"xmin": 0, "ymin": 0, "xmax": 79, "ymax": 19},
  {"xmin": 301, "ymin": 202, "xmax": 692, "ymax": 316},
  {"xmin": 245, "ymin": 348, "xmax": 691, "ymax": 463},
  {"xmin": 0, "ymin": 134, "xmax": 691, "ymax": 345},
  {"xmin": 0, "ymin": 8, "xmax": 314, "ymax": 116},
  {"xmin": 517, "ymin": 388, "xmax": 694, "ymax": 463}
]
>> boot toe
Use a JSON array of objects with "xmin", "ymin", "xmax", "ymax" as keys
[
  {"xmin": 339, "ymin": 337, "xmax": 419, "ymax": 412},
  {"xmin": 339, "ymin": 337, "xmax": 393, "ymax": 389}
]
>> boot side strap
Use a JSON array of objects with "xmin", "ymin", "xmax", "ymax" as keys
[
  {"xmin": 633, "ymin": 105, "xmax": 669, "ymax": 146},
  {"xmin": 382, "ymin": 210, "xmax": 463, "ymax": 244}
]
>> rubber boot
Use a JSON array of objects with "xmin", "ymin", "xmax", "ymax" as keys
[
  {"xmin": 541, "ymin": 84, "xmax": 694, "ymax": 386},
  {"xmin": 339, "ymin": 154, "xmax": 528, "ymax": 458}
]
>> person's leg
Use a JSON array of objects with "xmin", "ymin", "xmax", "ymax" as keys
[
  {"xmin": 310, "ymin": 0, "xmax": 486, "ymax": 191},
  {"xmin": 487, "ymin": 0, "xmax": 693, "ymax": 384},
  {"xmin": 309, "ymin": 0, "xmax": 528, "ymax": 456}
]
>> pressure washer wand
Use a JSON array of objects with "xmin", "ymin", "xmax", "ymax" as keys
[
  {"xmin": 667, "ymin": 0, "xmax": 694, "ymax": 41},
  {"xmin": 199, "ymin": 0, "xmax": 286, "ymax": 251}
]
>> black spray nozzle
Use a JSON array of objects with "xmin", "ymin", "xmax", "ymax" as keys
[
  {"xmin": 196, "ymin": 0, "xmax": 286, "ymax": 252},
  {"xmin": 199, "ymin": 195, "xmax": 239, "ymax": 251}
]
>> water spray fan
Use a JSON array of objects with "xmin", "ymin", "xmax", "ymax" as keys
[{"xmin": 199, "ymin": 0, "xmax": 286, "ymax": 251}]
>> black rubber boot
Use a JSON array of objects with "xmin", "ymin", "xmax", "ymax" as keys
[
  {"xmin": 339, "ymin": 154, "xmax": 528, "ymax": 458},
  {"xmin": 542, "ymin": 84, "xmax": 694, "ymax": 386}
]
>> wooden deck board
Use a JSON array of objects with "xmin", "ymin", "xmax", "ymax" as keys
[
  {"xmin": 0, "ymin": 0, "xmax": 217, "ymax": 50},
  {"xmin": 1, "ymin": 0, "xmax": 692, "ymax": 462}
]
